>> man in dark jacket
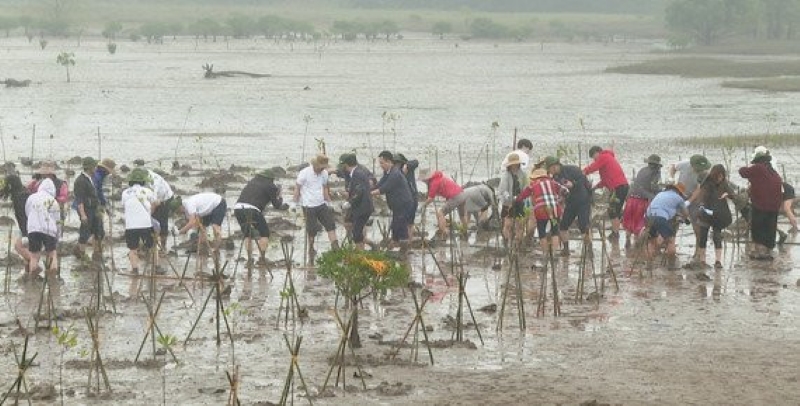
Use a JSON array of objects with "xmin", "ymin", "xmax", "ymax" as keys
[
  {"xmin": 74, "ymin": 157, "xmax": 104, "ymax": 261},
  {"xmin": 544, "ymin": 156, "xmax": 592, "ymax": 256},
  {"xmin": 234, "ymin": 169, "xmax": 286, "ymax": 266},
  {"xmin": 340, "ymin": 154, "xmax": 375, "ymax": 250},
  {"xmin": 394, "ymin": 153, "xmax": 420, "ymax": 238},
  {"xmin": 372, "ymin": 151, "xmax": 414, "ymax": 246}
]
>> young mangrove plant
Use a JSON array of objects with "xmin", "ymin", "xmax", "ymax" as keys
[
  {"xmin": 55, "ymin": 52, "xmax": 75, "ymax": 83},
  {"xmin": 52, "ymin": 325, "xmax": 78, "ymax": 406}
]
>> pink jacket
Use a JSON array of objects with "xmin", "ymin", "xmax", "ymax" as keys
[
  {"xmin": 27, "ymin": 179, "xmax": 69, "ymax": 205},
  {"xmin": 426, "ymin": 171, "xmax": 463, "ymax": 200},
  {"xmin": 583, "ymin": 149, "xmax": 628, "ymax": 190}
]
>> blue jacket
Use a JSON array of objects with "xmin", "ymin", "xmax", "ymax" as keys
[{"xmin": 377, "ymin": 166, "xmax": 414, "ymax": 212}]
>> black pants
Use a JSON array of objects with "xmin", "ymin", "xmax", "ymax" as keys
[{"xmin": 751, "ymin": 207, "xmax": 778, "ymax": 250}]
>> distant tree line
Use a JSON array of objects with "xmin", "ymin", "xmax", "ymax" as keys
[
  {"xmin": 349, "ymin": 0, "xmax": 669, "ymax": 14},
  {"xmin": 666, "ymin": 0, "xmax": 800, "ymax": 45}
]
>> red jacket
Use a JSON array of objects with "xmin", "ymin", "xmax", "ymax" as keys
[
  {"xmin": 426, "ymin": 171, "xmax": 463, "ymax": 200},
  {"xmin": 739, "ymin": 163, "xmax": 782, "ymax": 211},
  {"xmin": 583, "ymin": 149, "xmax": 628, "ymax": 190}
]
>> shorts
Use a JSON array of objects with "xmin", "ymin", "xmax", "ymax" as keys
[
  {"xmin": 304, "ymin": 204, "xmax": 336, "ymax": 236},
  {"xmin": 536, "ymin": 219, "xmax": 559, "ymax": 239},
  {"xmin": 441, "ymin": 192, "xmax": 467, "ymax": 218},
  {"xmin": 78, "ymin": 207, "xmax": 105, "ymax": 244},
  {"xmin": 201, "ymin": 199, "xmax": 227, "ymax": 227},
  {"xmin": 234, "ymin": 208, "xmax": 269, "ymax": 239},
  {"xmin": 560, "ymin": 201, "xmax": 590, "ymax": 233},
  {"xmin": 125, "ymin": 228, "xmax": 154, "ymax": 250},
  {"xmin": 608, "ymin": 184, "xmax": 629, "ymax": 219},
  {"xmin": 647, "ymin": 216, "xmax": 674, "ymax": 240},
  {"xmin": 28, "ymin": 232, "xmax": 57, "ymax": 253},
  {"xmin": 351, "ymin": 213, "xmax": 370, "ymax": 243},
  {"xmin": 152, "ymin": 197, "xmax": 172, "ymax": 237},
  {"xmin": 783, "ymin": 183, "xmax": 796, "ymax": 201}
]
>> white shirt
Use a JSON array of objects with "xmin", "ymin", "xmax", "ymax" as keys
[
  {"xmin": 183, "ymin": 193, "xmax": 223, "ymax": 217},
  {"xmin": 148, "ymin": 170, "xmax": 174, "ymax": 202},
  {"xmin": 26, "ymin": 179, "xmax": 61, "ymax": 238},
  {"xmin": 499, "ymin": 149, "xmax": 531, "ymax": 173},
  {"xmin": 296, "ymin": 166, "xmax": 328, "ymax": 208},
  {"xmin": 122, "ymin": 184, "xmax": 157, "ymax": 230}
]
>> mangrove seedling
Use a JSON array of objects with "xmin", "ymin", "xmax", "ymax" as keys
[
  {"xmin": 52, "ymin": 325, "xmax": 78, "ymax": 406},
  {"xmin": 56, "ymin": 52, "xmax": 75, "ymax": 83},
  {"xmin": 157, "ymin": 334, "xmax": 177, "ymax": 405}
]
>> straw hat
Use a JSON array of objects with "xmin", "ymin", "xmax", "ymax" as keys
[
  {"xmin": 310, "ymin": 154, "xmax": 330, "ymax": 170},
  {"xmin": 529, "ymin": 168, "xmax": 549, "ymax": 180},
  {"xmin": 98, "ymin": 158, "xmax": 116, "ymax": 173},
  {"xmin": 667, "ymin": 182, "xmax": 687, "ymax": 198},
  {"xmin": 504, "ymin": 153, "xmax": 522, "ymax": 168},
  {"xmin": 36, "ymin": 160, "xmax": 56, "ymax": 176}
]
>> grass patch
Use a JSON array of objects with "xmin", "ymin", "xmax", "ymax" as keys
[
  {"xmin": 722, "ymin": 77, "xmax": 800, "ymax": 92},
  {"xmin": 606, "ymin": 57, "xmax": 800, "ymax": 78},
  {"xmin": 677, "ymin": 133, "xmax": 800, "ymax": 148}
]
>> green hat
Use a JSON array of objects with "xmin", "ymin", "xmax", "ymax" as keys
[
  {"xmin": 393, "ymin": 153, "xmax": 408, "ymax": 165},
  {"xmin": 338, "ymin": 153, "xmax": 358, "ymax": 167},
  {"xmin": 542, "ymin": 156, "xmax": 560, "ymax": 168},
  {"xmin": 256, "ymin": 168, "xmax": 277, "ymax": 179},
  {"xmin": 127, "ymin": 168, "xmax": 151, "ymax": 183},
  {"xmin": 82, "ymin": 156, "xmax": 98, "ymax": 170},
  {"xmin": 689, "ymin": 154, "xmax": 711, "ymax": 171},
  {"xmin": 644, "ymin": 154, "xmax": 662, "ymax": 166},
  {"xmin": 168, "ymin": 196, "xmax": 183, "ymax": 214}
]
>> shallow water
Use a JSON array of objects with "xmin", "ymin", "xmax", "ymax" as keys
[{"xmin": 0, "ymin": 37, "xmax": 799, "ymax": 404}]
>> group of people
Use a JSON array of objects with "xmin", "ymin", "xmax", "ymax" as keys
[{"xmin": 1, "ymin": 140, "xmax": 794, "ymax": 277}]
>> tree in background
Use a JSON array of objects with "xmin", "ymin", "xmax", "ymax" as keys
[
  {"xmin": 0, "ymin": 17, "xmax": 18, "ymax": 38},
  {"xmin": 431, "ymin": 20, "xmax": 452, "ymax": 39},
  {"xmin": 56, "ymin": 51, "xmax": 75, "ymax": 82},
  {"xmin": 102, "ymin": 21, "xmax": 122, "ymax": 40}
]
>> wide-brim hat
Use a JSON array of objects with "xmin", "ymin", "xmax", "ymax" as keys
[
  {"xmin": 82, "ymin": 157, "xmax": 98, "ymax": 170},
  {"xmin": 542, "ymin": 156, "xmax": 560, "ymax": 169},
  {"xmin": 310, "ymin": 154, "xmax": 330, "ymax": 170},
  {"xmin": 257, "ymin": 168, "xmax": 277, "ymax": 179},
  {"xmin": 751, "ymin": 145, "xmax": 770, "ymax": 162},
  {"xmin": 644, "ymin": 154, "xmax": 662, "ymax": 166},
  {"xmin": 98, "ymin": 158, "xmax": 116, "ymax": 173},
  {"xmin": 689, "ymin": 154, "xmax": 711, "ymax": 171},
  {"xmin": 36, "ymin": 160, "xmax": 56, "ymax": 175},
  {"xmin": 529, "ymin": 168, "xmax": 549, "ymax": 180},
  {"xmin": 504, "ymin": 152, "xmax": 522, "ymax": 168},
  {"xmin": 667, "ymin": 182, "xmax": 687, "ymax": 198}
]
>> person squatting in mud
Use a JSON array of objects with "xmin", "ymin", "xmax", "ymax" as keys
[{"xmin": 645, "ymin": 183, "xmax": 690, "ymax": 261}]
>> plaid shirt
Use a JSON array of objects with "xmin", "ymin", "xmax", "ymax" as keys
[{"xmin": 517, "ymin": 178, "xmax": 566, "ymax": 221}]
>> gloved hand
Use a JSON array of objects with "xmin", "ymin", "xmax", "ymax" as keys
[
  {"xmin": 342, "ymin": 201, "xmax": 351, "ymax": 210},
  {"xmin": 683, "ymin": 200, "xmax": 691, "ymax": 208}
]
